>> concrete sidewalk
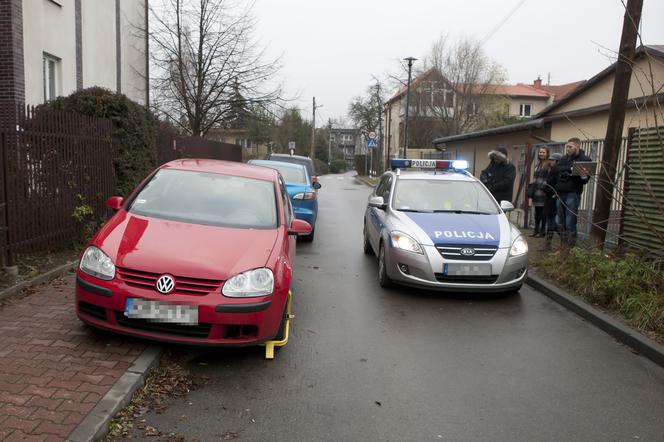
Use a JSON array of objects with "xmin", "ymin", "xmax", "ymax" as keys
[{"xmin": 0, "ymin": 270, "xmax": 150, "ymax": 441}]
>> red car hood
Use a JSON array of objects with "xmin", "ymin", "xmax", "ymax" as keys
[{"xmin": 94, "ymin": 211, "xmax": 279, "ymax": 280}]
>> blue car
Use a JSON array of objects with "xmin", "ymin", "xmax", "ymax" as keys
[{"xmin": 249, "ymin": 160, "xmax": 321, "ymax": 241}]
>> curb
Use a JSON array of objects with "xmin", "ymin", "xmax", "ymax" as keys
[
  {"xmin": 355, "ymin": 176, "xmax": 373, "ymax": 187},
  {"xmin": 67, "ymin": 345, "xmax": 163, "ymax": 442},
  {"xmin": 526, "ymin": 272, "xmax": 664, "ymax": 369},
  {"xmin": 0, "ymin": 261, "xmax": 78, "ymax": 302}
]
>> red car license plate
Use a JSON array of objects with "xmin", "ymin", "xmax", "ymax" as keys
[{"xmin": 125, "ymin": 298, "xmax": 198, "ymax": 325}]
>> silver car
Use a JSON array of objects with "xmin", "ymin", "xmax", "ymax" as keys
[{"xmin": 363, "ymin": 160, "xmax": 528, "ymax": 293}]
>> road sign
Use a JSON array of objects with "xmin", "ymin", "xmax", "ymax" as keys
[
  {"xmin": 367, "ymin": 138, "xmax": 378, "ymax": 149},
  {"xmin": 368, "ymin": 131, "xmax": 377, "ymax": 140}
]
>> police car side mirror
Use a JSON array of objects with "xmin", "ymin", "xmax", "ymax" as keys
[
  {"xmin": 368, "ymin": 196, "xmax": 387, "ymax": 210},
  {"xmin": 500, "ymin": 201, "xmax": 514, "ymax": 212}
]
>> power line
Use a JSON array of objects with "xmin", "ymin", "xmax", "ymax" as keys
[{"xmin": 480, "ymin": 0, "xmax": 529, "ymax": 46}]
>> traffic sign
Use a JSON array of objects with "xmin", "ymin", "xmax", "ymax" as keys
[
  {"xmin": 368, "ymin": 131, "xmax": 377, "ymax": 140},
  {"xmin": 367, "ymin": 138, "xmax": 378, "ymax": 149}
]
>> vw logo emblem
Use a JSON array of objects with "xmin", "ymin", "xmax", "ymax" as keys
[
  {"xmin": 460, "ymin": 247, "xmax": 476, "ymax": 256},
  {"xmin": 156, "ymin": 275, "xmax": 175, "ymax": 294}
]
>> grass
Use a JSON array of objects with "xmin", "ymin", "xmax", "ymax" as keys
[{"xmin": 526, "ymin": 231, "xmax": 664, "ymax": 343}]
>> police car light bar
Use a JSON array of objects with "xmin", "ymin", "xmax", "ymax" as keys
[{"xmin": 390, "ymin": 159, "xmax": 468, "ymax": 171}]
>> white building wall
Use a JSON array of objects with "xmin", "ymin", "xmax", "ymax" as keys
[
  {"xmin": 120, "ymin": 0, "xmax": 147, "ymax": 104},
  {"xmin": 23, "ymin": 0, "xmax": 77, "ymax": 105},
  {"xmin": 81, "ymin": 0, "xmax": 117, "ymax": 93},
  {"xmin": 21, "ymin": 0, "xmax": 147, "ymax": 106}
]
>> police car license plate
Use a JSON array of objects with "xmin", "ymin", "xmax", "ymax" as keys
[
  {"xmin": 124, "ymin": 298, "xmax": 198, "ymax": 325},
  {"xmin": 444, "ymin": 263, "xmax": 492, "ymax": 276}
]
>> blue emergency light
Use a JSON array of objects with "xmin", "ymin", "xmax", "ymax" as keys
[{"xmin": 390, "ymin": 159, "xmax": 468, "ymax": 171}]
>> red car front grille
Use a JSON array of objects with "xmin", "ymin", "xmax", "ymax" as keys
[{"xmin": 116, "ymin": 267, "xmax": 222, "ymax": 295}]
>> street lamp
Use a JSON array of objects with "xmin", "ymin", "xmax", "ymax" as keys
[{"xmin": 403, "ymin": 56, "xmax": 417, "ymax": 159}]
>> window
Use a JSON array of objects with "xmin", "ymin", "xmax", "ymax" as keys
[
  {"xmin": 519, "ymin": 103, "xmax": 532, "ymax": 117},
  {"xmin": 42, "ymin": 54, "xmax": 59, "ymax": 102}
]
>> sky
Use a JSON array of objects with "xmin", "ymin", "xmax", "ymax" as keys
[{"xmin": 251, "ymin": 0, "xmax": 664, "ymax": 127}]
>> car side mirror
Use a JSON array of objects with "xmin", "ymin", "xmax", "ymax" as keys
[
  {"xmin": 368, "ymin": 196, "xmax": 386, "ymax": 210},
  {"xmin": 106, "ymin": 196, "xmax": 124, "ymax": 211},
  {"xmin": 500, "ymin": 200, "xmax": 514, "ymax": 212},
  {"xmin": 313, "ymin": 181, "xmax": 322, "ymax": 190},
  {"xmin": 288, "ymin": 218, "xmax": 312, "ymax": 236}
]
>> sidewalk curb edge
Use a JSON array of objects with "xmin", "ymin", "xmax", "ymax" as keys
[
  {"xmin": 67, "ymin": 345, "xmax": 163, "ymax": 442},
  {"xmin": 526, "ymin": 273, "xmax": 664, "ymax": 369},
  {"xmin": 0, "ymin": 261, "xmax": 78, "ymax": 302}
]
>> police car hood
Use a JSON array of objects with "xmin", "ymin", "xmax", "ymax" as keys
[{"xmin": 393, "ymin": 211, "xmax": 511, "ymax": 248}]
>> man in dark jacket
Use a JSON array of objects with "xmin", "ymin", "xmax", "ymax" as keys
[
  {"xmin": 547, "ymin": 137, "xmax": 591, "ymax": 247},
  {"xmin": 480, "ymin": 146, "xmax": 516, "ymax": 203}
]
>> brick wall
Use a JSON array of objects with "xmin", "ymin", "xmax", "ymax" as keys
[{"xmin": 0, "ymin": 0, "xmax": 24, "ymax": 102}]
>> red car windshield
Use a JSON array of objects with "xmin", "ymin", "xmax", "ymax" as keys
[{"xmin": 129, "ymin": 169, "xmax": 278, "ymax": 229}]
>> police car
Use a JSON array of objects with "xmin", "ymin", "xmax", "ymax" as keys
[{"xmin": 363, "ymin": 159, "xmax": 528, "ymax": 293}]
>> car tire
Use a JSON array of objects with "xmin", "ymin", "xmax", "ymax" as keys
[
  {"xmin": 274, "ymin": 303, "xmax": 289, "ymax": 341},
  {"xmin": 378, "ymin": 242, "xmax": 392, "ymax": 288},
  {"xmin": 299, "ymin": 227, "xmax": 314, "ymax": 243},
  {"xmin": 363, "ymin": 226, "xmax": 372, "ymax": 255}
]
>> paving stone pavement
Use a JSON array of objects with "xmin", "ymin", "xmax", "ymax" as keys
[{"xmin": 0, "ymin": 272, "xmax": 146, "ymax": 441}]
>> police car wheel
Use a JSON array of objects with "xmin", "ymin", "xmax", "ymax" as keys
[
  {"xmin": 378, "ymin": 243, "xmax": 392, "ymax": 288},
  {"xmin": 363, "ymin": 227, "xmax": 372, "ymax": 255}
]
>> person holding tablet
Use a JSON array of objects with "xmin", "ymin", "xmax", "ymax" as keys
[{"xmin": 548, "ymin": 137, "xmax": 592, "ymax": 248}]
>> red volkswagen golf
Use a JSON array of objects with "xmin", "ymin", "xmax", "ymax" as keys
[{"xmin": 75, "ymin": 159, "xmax": 311, "ymax": 347}]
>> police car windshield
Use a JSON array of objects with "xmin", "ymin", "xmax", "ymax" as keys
[{"xmin": 392, "ymin": 179, "xmax": 500, "ymax": 214}]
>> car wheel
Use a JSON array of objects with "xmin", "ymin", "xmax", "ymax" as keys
[
  {"xmin": 363, "ymin": 226, "xmax": 372, "ymax": 255},
  {"xmin": 274, "ymin": 304, "xmax": 288, "ymax": 341},
  {"xmin": 378, "ymin": 242, "xmax": 392, "ymax": 288}
]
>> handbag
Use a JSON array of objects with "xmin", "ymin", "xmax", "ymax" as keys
[{"xmin": 527, "ymin": 182, "xmax": 536, "ymax": 198}]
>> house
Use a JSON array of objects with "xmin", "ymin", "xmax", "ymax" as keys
[
  {"xmin": 206, "ymin": 127, "xmax": 271, "ymax": 161},
  {"xmin": 0, "ymin": 0, "xmax": 149, "ymax": 106},
  {"xmin": 382, "ymin": 67, "xmax": 583, "ymax": 162},
  {"xmin": 330, "ymin": 127, "xmax": 362, "ymax": 168},
  {"xmin": 432, "ymin": 45, "xmax": 664, "ymax": 244}
]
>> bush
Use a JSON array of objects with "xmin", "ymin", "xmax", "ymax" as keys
[
  {"xmin": 330, "ymin": 159, "xmax": 347, "ymax": 174},
  {"xmin": 539, "ymin": 248, "xmax": 664, "ymax": 337},
  {"xmin": 313, "ymin": 159, "xmax": 329, "ymax": 176},
  {"xmin": 354, "ymin": 154, "xmax": 368, "ymax": 175},
  {"xmin": 46, "ymin": 87, "xmax": 157, "ymax": 196}
]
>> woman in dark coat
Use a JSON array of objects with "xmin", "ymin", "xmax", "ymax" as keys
[
  {"xmin": 529, "ymin": 146, "xmax": 550, "ymax": 237},
  {"xmin": 541, "ymin": 152, "xmax": 563, "ymax": 250}
]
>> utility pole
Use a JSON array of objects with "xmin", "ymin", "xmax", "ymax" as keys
[
  {"xmin": 376, "ymin": 80, "xmax": 383, "ymax": 174},
  {"xmin": 327, "ymin": 119, "xmax": 332, "ymax": 168},
  {"xmin": 591, "ymin": 0, "xmax": 643, "ymax": 246},
  {"xmin": 403, "ymin": 57, "xmax": 417, "ymax": 159},
  {"xmin": 310, "ymin": 97, "xmax": 323, "ymax": 159}
]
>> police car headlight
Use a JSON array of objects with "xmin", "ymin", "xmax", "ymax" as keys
[
  {"xmin": 80, "ymin": 246, "xmax": 116, "ymax": 280},
  {"xmin": 390, "ymin": 231, "xmax": 423, "ymax": 254},
  {"xmin": 509, "ymin": 237, "xmax": 528, "ymax": 257}
]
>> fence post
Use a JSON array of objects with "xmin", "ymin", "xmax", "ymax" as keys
[{"xmin": 1, "ymin": 131, "xmax": 16, "ymax": 272}]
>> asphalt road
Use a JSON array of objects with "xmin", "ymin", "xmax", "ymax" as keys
[{"xmin": 141, "ymin": 172, "xmax": 664, "ymax": 442}]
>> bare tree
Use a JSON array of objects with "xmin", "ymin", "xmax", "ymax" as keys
[
  {"xmin": 149, "ymin": 0, "xmax": 282, "ymax": 136},
  {"xmin": 422, "ymin": 35, "xmax": 508, "ymax": 136},
  {"xmin": 348, "ymin": 80, "xmax": 385, "ymax": 134}
]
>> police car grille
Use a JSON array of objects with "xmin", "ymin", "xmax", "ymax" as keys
[
  {"xmin": 435, "ymin": 244, "xmax": 497, "ymax": 261},
  {"xmin": 435, "ymin": 274, "xmax": 499, "ymax": 284}
]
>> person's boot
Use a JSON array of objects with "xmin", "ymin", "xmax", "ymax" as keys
[
  {"xmin": 529, "ymin": 229, "xmax": 539, "ymax": 237},
  {"xmin": 554, "ymin": 232, "xmax": 567, "ymax": 255},
  {"xmin": 567, "ymin": 234, "xmax": 577, "ymax": 248},
  {"xmin": 539, "ymin": 232, "xmax": 553, "ymax": 251}
]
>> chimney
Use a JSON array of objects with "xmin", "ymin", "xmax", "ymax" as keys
[{"xmin": 534, "ymin": 76, "xmax": 542, "ymax": 88}]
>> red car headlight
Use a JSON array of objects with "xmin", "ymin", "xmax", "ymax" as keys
[
  {"xmin": 80, "ymin": 246, "xmax": 116, "ymax": 280},
  {"xmin": 222, "ymin": 268, "xmax": 274, "ymax": 297}
]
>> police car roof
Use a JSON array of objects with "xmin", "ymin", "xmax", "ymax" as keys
[{"xmin": 393, "ymin": 170, "xmax": 477, "ymax": 182}]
